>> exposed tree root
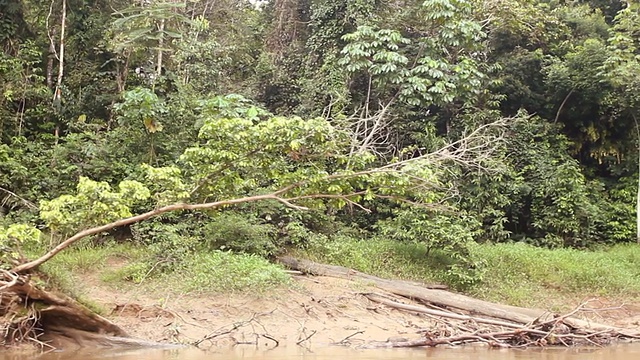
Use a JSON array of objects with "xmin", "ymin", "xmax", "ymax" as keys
[
  {"xmin": 1, "ymin": 270, "xmax": 176, "ymax": 350},
  {"xmin": 279, "ymin": 256, "xmax": 640, "ymax": 348}
]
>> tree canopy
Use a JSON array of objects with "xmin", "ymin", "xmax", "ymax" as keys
[{"xmin": 1, "ymin": 0, "xmax": 639, "ymax": 280}]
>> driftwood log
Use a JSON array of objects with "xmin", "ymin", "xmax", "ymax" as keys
[
  {"xmin": 278, "ymin": 256, "xmax": 640, "ymax": 348},
  {"xmin": 278, "ymin": 256, "xmax": 555, "ymax": 325}
]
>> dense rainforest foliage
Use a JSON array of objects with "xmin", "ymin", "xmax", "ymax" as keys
[{"xmin": 1, "ymin": 0, "xmax": 639, "ymax": 286}]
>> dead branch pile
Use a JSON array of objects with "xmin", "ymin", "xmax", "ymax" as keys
[
  {"xmin": 363, "ymin": 293, "xmax": 635, "ymax": 348},
  {"xmin": 279, "ymin": 256, "xmax": 640, "ymax": 349}
]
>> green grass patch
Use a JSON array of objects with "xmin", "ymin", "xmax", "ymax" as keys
[
  {"xmin": 41, "ymin": 243, "xmax": 147, "ymax": 273},
  {"xmin": 298, "ymin": 236, "xmax": 451, "ymax": 284},
  {"xmin": 467, "ymin": 242, "xmax": 640, "ymax": 307},
  {"xmin": 32, "ymin": 240, "xmax": 290, "ymax": 295},
  {"xmin": 168, "ymin": 251, "xmax": 290, "ymax": 293},
  {"xmin": 33, "ymin": 243, "xmax": 147, "ymax": 313},
  {"xmin": 100, "ymin": 248, "xmax": 290, "ymax": 294},
  {"xmin": 38, "ymin": 243, "xmax": 134, "ymax": 290}
]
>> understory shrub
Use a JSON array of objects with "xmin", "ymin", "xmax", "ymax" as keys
[
  {"xmin": 200, "ymin": 212, "xmax": 279, "ymax": 257},
  {"xmin": 178, "ymin": 251, "xmax": 290, "ymax": 292}
]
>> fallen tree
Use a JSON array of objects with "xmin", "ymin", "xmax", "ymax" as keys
[
  {"xmin": 279, "ymin": 256, "xmax": 640, "ymax": 348},
  {"xmin": 1, "ymin": 115, "xmax": 510, "ymax": 350}
]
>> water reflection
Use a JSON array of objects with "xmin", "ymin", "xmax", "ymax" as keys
[{"xmin": 1, "ymin": 344, "xmax": 639, "ymax": 360}]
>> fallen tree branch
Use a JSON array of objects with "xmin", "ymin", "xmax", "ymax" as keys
[
  {"xmin": 362, "ymin": 327, "xmax": 606, "ymax": 349},
  {"xmin": 334, "ymin": 330, "xmax": 365, "ymax": 345},
  {"xmin": 363, "ymin": 301, "xmax": 626, "ymax": 350},
  {"xmin": 280, "ymin": 257, "xmax": 632, "ymax": 337},
  {"xmin": 363, "ymin": 293, "xmax": 524, "ymax": 329},
  {"xmin": 279, "ymin": 256, "xmax": 547, "ymax": 326},
  {"xmin": 277, "ymin": 258, "xmax": 640, "ymax": 348},
  {"xmin": 12, "ymin": 118, "xmax": 511, "ymax": 274},
  {"xmin": 13, "ymin": 193, "xmax": 303, "ymax": 274},
  {"xmin": 296, "ymin": 330, "xmax": 317, "ymax": 345}
]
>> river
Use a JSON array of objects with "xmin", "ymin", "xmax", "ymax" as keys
[{"xmin": 2, "ymin": 344, "xmax": 640, "ymax": 360}]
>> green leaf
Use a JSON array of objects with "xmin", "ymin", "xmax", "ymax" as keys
[{"xmin": 246, "ymin": 106, "xmax": 259, "ymax": 119}]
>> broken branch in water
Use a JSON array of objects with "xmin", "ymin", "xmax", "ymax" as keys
[
  {"xmin": 296, "ymin": 330, "xmax": 317, "ymax": 345},
  {"xmin": 335, "ymin": 330, "xmax": 365, "ymax": 345}
]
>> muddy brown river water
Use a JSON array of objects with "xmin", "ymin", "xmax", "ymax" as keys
[{"xmin": 2, "ymin": 344, "xmax": 640, "ymax": 360}]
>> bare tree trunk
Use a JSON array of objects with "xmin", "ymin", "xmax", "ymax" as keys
[
  {"xmin": 554, "ymin": 89, "xmax": 574, "ymax": 124},
  {"xmin": 46, "ymin": 0, "xmax": 58, "ymax": 91},
  {"xmin": 634, "ymin": 115, "xmax": 640, "ymax": 244},
  {"xmin": 52, "ymin": 0, "xmax": 66, "ymax": 145},
  {"xmin": 277, "ymin": 256, "xmax": 618, "ymax": 332},
  {"xmin": 156, "ymin": 19, "xmax": 165, "ymax": 78},
  {"xmin": 46, "ymin": 37, "xmax": 55, "ymax": 89},
  {"xmin": 54, "ymin": 0, "xmax": 66, "ymax": 102},
  {"xmin": 115, "ymin": 52, "xmax": 130, "ymax": 94}
]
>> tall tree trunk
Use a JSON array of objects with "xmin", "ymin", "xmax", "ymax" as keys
[
  {"xmin": 54, "ymin": 0, "xmax": 66, "ymax": 102},
  {"xmin": 156, "ymin": 18, "xmax": 165, "ymax": 78},
  {"xmin": 46, "ymin": 36, "xmax": 55, "ymax": 89},
  {"xmin": 634, "ymin": 115, "xmax": 640, "ymax": 244},
  {"xmin": 53, "ymin": 0, "xmax": 66, "ymax": 145},
  {"xmin": 554, "ymin": 89, "xmax": 574, "ymax": 124}
]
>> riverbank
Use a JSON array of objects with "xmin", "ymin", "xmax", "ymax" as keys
[
  {"xmin": 79, "ymin": 272, "xmax": 428, "ymax": 348},
  {"xmin": 49, "ymin": 265, "xmax": 640, "ymax": 349},
  {"xmin": 32, "ymin": 241, "xmax": 640, "ymax": 349}
]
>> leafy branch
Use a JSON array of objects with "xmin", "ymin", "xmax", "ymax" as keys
[{"xmin": 11, "ymin": 116, "xmax": 511, "ymax": 274}]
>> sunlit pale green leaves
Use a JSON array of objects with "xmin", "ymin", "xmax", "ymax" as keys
[
  {"xmin": 40, "ymin": 177, "xmax": 151, "ymax": 237},
  {"xmin": 140, "ymin": 164, "xmax": 190, "ymax": 205},
  {"xmin": 181, "ymin": 114, "xmax": 357, "ymax": 201},
  {"xmin": 0, "ymin": 224, "xmax": 41, "ymax": 268}
]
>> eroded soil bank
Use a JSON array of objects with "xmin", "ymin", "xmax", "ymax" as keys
[
  {"xmin": 83, "ymin": 275, "xmax": 434, "ymax": 349},
  {"xmin": 68, "ymin": 269, "xmax": 640, "ymax": 351},
  {"xmin": 3, "ymin": 253, "xmax": 640, "ymax": 352}
]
